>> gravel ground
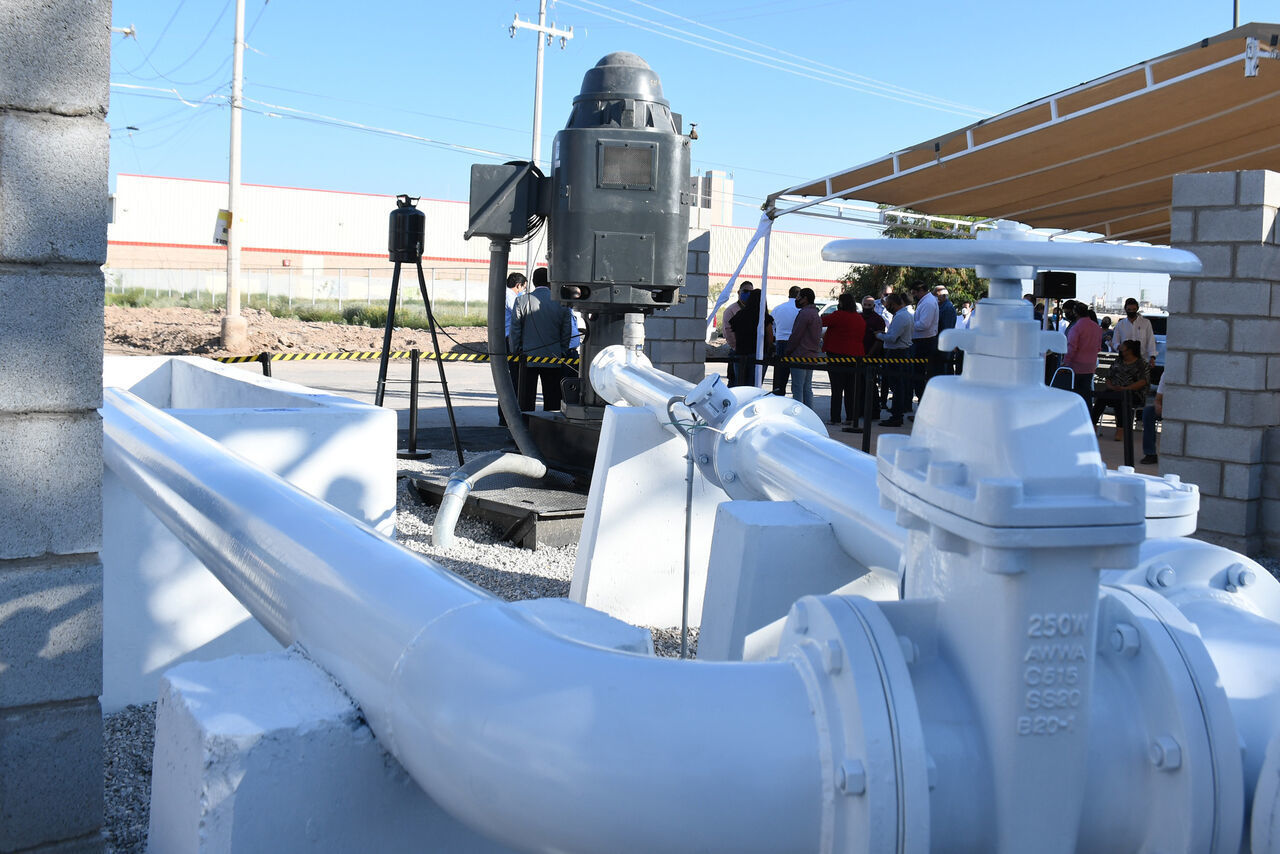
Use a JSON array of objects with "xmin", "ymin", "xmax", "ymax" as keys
[{"xmin": 102, "ymin": 449, "xmax": 696, "ymax": 851}]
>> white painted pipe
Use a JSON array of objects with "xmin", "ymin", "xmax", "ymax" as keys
[
  {"xmin": 592, "ymin": 347, "xmax": 906, "ymax": 575},
  {"xmin": 101, "ymin": 388, "xmax": 824, "ymax": 854}
]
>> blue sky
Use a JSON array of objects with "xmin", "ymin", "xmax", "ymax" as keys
[{"xmin": 107, "ymin": 0, "xmax": 1267, "ymax": 303}]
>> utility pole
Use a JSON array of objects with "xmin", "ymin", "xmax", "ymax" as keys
[
  {"xmin": 511, "ymin": 4, "xmax": 572, "ymax": 278},
  {"xmin": 221, "ymin": 0, "xmax": 248, "ymax": 351}
]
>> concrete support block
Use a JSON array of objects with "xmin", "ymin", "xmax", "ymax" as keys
[
  {"xmin": 1159, "ymin": 421, "xmax": 1185, "ymax": 457},
  {"xmin": 0, "ymin": 268, "xmax": 104, "ymax": 412},
  {"xmin": 0, "ymin": 113, "xmax": 109, "ymax": 263},
  {"xmin": 0, "ymin": 0, "xmax": 109, "ymax": 114},
  {"xmin": 1162, "ymin": 455, "xmax": 1223, "ymax": 496},
  {"xmin": 1197, "ymin": 495, "xmax": 1260, "ymax": 537},
  {"xmin": 649, "ymin": 339, "xmax": 694, "ymax": 366},
  {"xmin": 1227, "ymin": 390, "xmax": 1280, "ymax": 427},
  {"xmin": 1192, "ymin": 280, "xmax": 1271, "ymax": 315},
  {"xmin": 1197, "ymin": 207, "xmax": 1277, "ymax": 243},
  {"xmin": 1271, "ymin": 356, "xmax": 1280, "ymax": 390},
  {"xmin": 1163, "ymin": 351, "xmax": 1188, "ymax": 384},
  {"xmin": 1167, "ymin": 278, "xmax": 1192, "ymax": 313},
  {"xmin": 0, "ymin": 413, "xmax": 101, "ymax": 559},
  {"xmin": 1185, "ymin": 243, "xmax": 1233, "ymax": 278},
  {"xmin": 149, "ymin": 650, "xmax": 518, "ymax": 854},
  {"xmin": 572, "ymin": 406, "xmax": 726, "ymax": 627},
  {"xmin": 1222, "ymin": 463, "xmax": 1265, "ymax": 500},
  {"xmin": 1167, "ymin": 315, "xmax": 1228, "ymax": 351},
  {"xmin": 0, "ymin": 699, "xmax": 102, "ymax": 852},
  {"xmin": 1232, "ymin": 317, "xmax": 1280, "ymax": 352},
  {"xmin": 1163, "ymin": 386, "xmax": 1225, "ymax": 423},
  {"xmin": 0, "ymin": 556, "xmax": 101, "ymax": 707},
  {"xmin": 1170, "ymin": 211, "xmax": 1194, "ymax": 244},
  {"xmin": 1239, "ymin": 170, "xmax": 1280, "ymax": 208},
  {"xmin": 1234, "ymin": 243, "xmax": 1280, "ymax": 280},
  {"xmin": 1173, "ymin": 171, "xmax": 1237, "ymax": 208},
  {"xmin": 1185, "ymin": 422, "xmax": 1267, "ymax": 464},
  {"xmin": 673, "ymin": 362, "xmax": 705, "ymax": 383},
  {"xmin": 644, "ymin": 316, "xmax": 675, "ymax": 341},
  {"xmin": 674, "ymin": 317, "xmax": 706, "ymax": 339},
  {"xmin": 700, "ymin": 500, "xmax": 897, "ymax": 661},
  {"xmin": 1190, "ymin": 352, "xmax": 1269, "ymax": 391}
]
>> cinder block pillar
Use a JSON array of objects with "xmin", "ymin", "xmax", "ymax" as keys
[
  {"xmin": 646, "ymin": 229, "xmax": 709, "ymax": 383},
  {"xmin": 1167, "ymin": 170, "xmax": 1280, "ymax": 557},
  {"xmin": 0, "ymin": 1, "xmax": 110, "ymax": 850}
]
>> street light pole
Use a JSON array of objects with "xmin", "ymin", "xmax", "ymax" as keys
[
  {"xmin": 221, "ymin": 0, "xmax": 248, "ymax": 352},
  {"xmin": 511, "ymin": 6, "xmax": 572, "ymax": 279}
]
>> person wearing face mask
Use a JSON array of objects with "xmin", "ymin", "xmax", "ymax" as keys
[{"xmin": 1110, "ymin": 297, "xmax": 1156, "ymax": 367}]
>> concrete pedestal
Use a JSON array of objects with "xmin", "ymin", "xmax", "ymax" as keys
[{"xmin": 148, "ymin": 649, "xmax": 516, "ymax": 854}]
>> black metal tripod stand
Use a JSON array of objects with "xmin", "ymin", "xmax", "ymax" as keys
[{"xmin": 374, "ymin": 258, "xmax": 464, "ymax": 465}]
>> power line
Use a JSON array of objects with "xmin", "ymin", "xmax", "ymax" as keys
[
  {"xmin": 559, "ymin": 0, "xmax": 988, "ymax": 117},
  {"xmin": 619, "ymin": 0, "xmax": 988, "ymax": 113}
]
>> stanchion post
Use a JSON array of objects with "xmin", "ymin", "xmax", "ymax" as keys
[
  {"xmin": 257, "ymin": 352, "xmax": 272, "ymax": 377},
  {"xmin": 861, "ymin": 359, "xmax": 874, "ymax": 454},
  {"xmin": 396, "ymin": 348, "xmax": 431, "ymax": 461},
  {"xmin": 1121, "ymin": 391, "xmax": 1135, "ymax": 468}
]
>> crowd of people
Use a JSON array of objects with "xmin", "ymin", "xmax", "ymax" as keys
[{"xmin": 717, "ymin": 283, "xmax": 1164, "ymax": 463}]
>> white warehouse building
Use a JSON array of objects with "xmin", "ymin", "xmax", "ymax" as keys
[{"xmin": 106, "ymin": 172, "xmax": 860, "ymax": 311}]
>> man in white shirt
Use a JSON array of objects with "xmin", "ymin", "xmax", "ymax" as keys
[
  {"xmin": 909, "ymin": 282, "xmax": 939, "ymax": 406},
  {"xmin": 770, "ymin": 286, "xmax": 801, "ymax": 395},
  {"xmin": 1111, "ymin": 297, "xmax": 1157, "ymax": 367}
]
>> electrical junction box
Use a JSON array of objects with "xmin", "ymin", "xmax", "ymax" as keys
[{"xmin": 467, "ymin": 164, "xmax": 544, "ymax": 241}]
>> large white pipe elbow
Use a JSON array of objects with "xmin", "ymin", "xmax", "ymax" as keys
[
  {"xmin": 102, "ymin": 388, "xmax": 825, "ymax": 854},
  {"xmin": 388, "ymin": 600, "xmax": 822, "ymax": 854}
]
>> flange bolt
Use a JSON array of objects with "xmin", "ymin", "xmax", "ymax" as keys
[
  {"xmin": 1228, "ymin": 563, "xmax": 1256, "ymax": 591},
  {"xmin": 1149, "ymin": 735, "xmax": 1182, "ymax": 771},
  {"xmin": 1110, "ymin": 623, "xmax": 1140, "ymax": 657},
  {"xmin": 1146, "ymin": 564, "xmax": 1176, "ymax": 589},
  {"xmin": 838, "ymin": 759, "xmax": 867, "ymax": 796}
]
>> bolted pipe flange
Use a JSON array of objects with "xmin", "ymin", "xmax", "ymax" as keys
[
  {"xmin": 779, "ymin": 594, "xmax": 930, "ymax": 854},
  {"xmin": 1090, "ymin": 584, "xmax": 1243, "ymax": 854}
]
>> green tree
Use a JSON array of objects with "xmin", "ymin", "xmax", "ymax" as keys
[{"xmin": 838, "ymin": 210, "xmax": 989, "ymax": 307}]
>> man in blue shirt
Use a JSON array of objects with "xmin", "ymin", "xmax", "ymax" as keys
[{"xmin": 876, "ymin": 292, "xmax": 913, "ymax": 426}]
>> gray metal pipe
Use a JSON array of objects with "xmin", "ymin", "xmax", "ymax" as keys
[{"xmin": 486, "ymin": 239, "xmax": 542, "ymax": 461}]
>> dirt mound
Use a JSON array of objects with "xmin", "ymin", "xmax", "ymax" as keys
[{"xmin": 104, "ymin": 306, "xmax": 489, "ymax": 358}]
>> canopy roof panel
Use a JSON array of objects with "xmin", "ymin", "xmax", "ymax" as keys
[{"xmin": 768, "ymin": 23, "xmax": 1280, "ymax": 244}]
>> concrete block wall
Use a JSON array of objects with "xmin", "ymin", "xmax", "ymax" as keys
[
  {"xmin": 0, "ymin": 1, "xmax": 110, "ymax": 850},
  {"xmin": 1167, "ymin": 170, "xmax": 1280, "ymax": 557},
  {"xmin": 645, "ymin": 230, "xmax": 710, "ymax": 383}
]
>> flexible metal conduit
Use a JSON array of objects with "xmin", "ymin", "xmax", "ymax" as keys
[
  {"xmin": 593, "ymin": 349, "xmax": 905, "ymax": 575},
  {"xmin": 102, "ymin": 388, "xmax": 823, "ymax": 854},
  {"xmin": 432, "ymin": 451, "xmax": 549, "ymax": 549}
]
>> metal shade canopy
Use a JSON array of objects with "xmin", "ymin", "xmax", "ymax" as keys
[{"xmin": 768, "ymin": 23, "xmax": 1280, "ymax": 244}]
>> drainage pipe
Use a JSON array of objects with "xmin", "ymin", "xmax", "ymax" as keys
[
  {"xmin": 593, "ymin": 347, "xmax": 905, "ymax": 576},
  {"xmin": 433, "ymin": 451, "xmax": 553, "ymax": 549},
  {"xmin": 102, "ymin": 388, "xmax": 824, "ymax": 854}
]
